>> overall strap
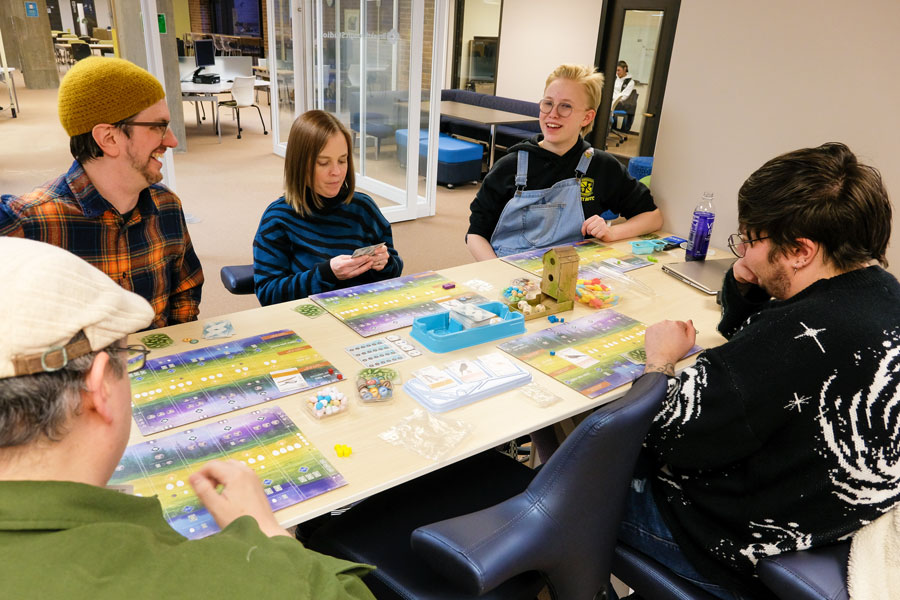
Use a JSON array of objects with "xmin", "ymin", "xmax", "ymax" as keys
[
  {"xmin": 575, "ymin": 148, "xmax": 594, "ymax": 178},
  {"xmin": 514, "ymin": 151, "xmax": 528, "ymax": 193}
]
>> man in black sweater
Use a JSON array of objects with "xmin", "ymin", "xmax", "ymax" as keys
[{"xmin": 621, "ymin": 142, "xmax": 900, "ymax": 599}]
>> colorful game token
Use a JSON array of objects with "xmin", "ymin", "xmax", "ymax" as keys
[
  {"xmin": 141, "ymin": 333, "xmax": 174, "ymax": 349},
  {"xmin": 356, "ymin": 367, "xmax": 399, "ymax": 403},
  {"xmin": 334, "ymin": 444, "xmax": 352, "ymax": 457},
  {"xmin": 306, "ymin": 386, "xmax": 349, "ymax": 419},
  {"xmin": 293, "ymin": 304, "xmax": 326, "ymax": 318}
]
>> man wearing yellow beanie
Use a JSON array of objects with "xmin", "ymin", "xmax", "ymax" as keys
[
  {"xmin": 0, "ymin": 57, "xmax": 204, "ymax": 330},
  {"xmin": 0, "ymin": 237, "xmax": 376, "ymax": 600}
]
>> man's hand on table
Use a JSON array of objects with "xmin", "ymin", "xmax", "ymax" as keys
[
  {"xmin": 643, "ymin": 319, "xmax": 696, "ymax": 377},
  {"xmin": 190, "ymin": 459, "xmax": 293, "ymax": 538}
]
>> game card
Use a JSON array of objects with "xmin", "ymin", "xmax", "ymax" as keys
[
  {"xmin": 412, "ymin": 365, "xmax": 456, "ymax": 390},
  {"xmin": 203, "ymin": 319, "xmax": 234, "ymax": 339},
  {"xmin": 557, "ymin": 347, "xmax": 600, "ymax": 368},
  {"xmin": 446, "ymin": 359, "xmax": 489, "ymax": 383},
  {"xmin": 476, "ymin": 352, "xmax": 520, "ymax": 377},
  {"xmin": 351, "ymin": 242, "xmax": 386, "ymax": 258}
]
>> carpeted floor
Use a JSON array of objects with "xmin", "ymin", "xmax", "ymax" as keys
[{"xmin": 0, "ymin": 69, "xmax": 477, "ymax": 320}]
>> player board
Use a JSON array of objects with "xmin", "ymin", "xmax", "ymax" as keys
[
  {"xmin": 501, "ymin": 240, "xmax": 651, "ymax": 276},
  {"xmin": 497, "ymin": 310, "xmax": 700, "ymax": 398},
  {"xmin": 108, "ymin": 406, "xmax": 346, "ymax": 540},
  {"xmin": 130, "ymin": 330, "xmax": 342, "ymax": 435},
  {"xmin": 310, "ymin": 271, "xmax": 488, "ymax": 337}
]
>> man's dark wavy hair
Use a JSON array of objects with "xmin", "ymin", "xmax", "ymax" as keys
[{"xmin": 738, "ymin": 142, "xmax": 891, "ymax": 270}]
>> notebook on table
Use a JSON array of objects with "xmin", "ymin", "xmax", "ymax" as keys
[{"xmin": 662, "ymin": 258, "xmax": 736, "ymax": 295}]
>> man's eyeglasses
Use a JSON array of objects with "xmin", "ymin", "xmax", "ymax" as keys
[
  {"xmin": 111, "ymin": 344, "xmax": 151, "ymax": 373},
  {"xmin": 727, "ymin": 233, "xmax": 770, "ymax": 258},
  {"xmin": 538, "ymin": 99, "xmax": 579, "ymax": 118},
  {"xmin": 115, "ymin": 120, "xmax": 171, "ymax": 138}
]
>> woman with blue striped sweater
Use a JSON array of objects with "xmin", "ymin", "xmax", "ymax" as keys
[{"xmin": 253, "ymin": 111, "xmax": 403, "ymax": 305}]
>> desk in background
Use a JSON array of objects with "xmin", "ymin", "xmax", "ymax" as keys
[
  {"xmin": 126, "ymin": 241, "xmax": 725, "ymax": 529},
  {"xmin": 180, "ymin": 78, "xmax": 271, "ymax": 143}
]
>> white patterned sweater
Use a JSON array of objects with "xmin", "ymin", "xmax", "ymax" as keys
[{"xmin": 646, "ymin": 266, "xmax": 900, "ymax": 597}]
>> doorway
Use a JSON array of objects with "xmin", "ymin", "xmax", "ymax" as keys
[
  {"xmin": 450, "ymin": 0, "xmax": 502, "ymax": 94},
  {"xmin": 591, "ymin": 0, "xmax": 679, "ymax": 160}
]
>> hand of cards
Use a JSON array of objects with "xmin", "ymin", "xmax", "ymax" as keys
[{"xmin": 351, "ymin": 242, "xmax": 386, "ymax": 258}]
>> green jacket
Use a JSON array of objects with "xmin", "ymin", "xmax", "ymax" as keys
[{"xmin": 0, "ymin": 480, "xmax": 375, "ymax": 599}]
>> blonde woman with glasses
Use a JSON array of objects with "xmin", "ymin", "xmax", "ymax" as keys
[{"xmin": 466, "ymin": 63, "xmax": 662, "ymax": 261}]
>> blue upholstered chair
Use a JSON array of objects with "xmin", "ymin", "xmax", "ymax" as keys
[
  {"xmin": 627, "ymin": 156, "xmax": 654, "ymax": 181},
  {"xmin": 219, "ymin": 265, "xmax": 254, "ymax": 295},
  {"xmin": 306, "ymin": 373, "xmax": 668, "ymax": 600},
  {"xmin": 612, "ymin": 512, "xmax": 851, "ymax": 600}
]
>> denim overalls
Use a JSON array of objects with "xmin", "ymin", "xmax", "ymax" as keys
[{"xmin": 490, "ymin": 148, "xmax": 594, "ymax": 257}]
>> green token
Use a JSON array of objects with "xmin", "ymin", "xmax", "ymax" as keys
[{"xmin": 141, "ymin": 333, "xmax": 174, "ymax": 349}]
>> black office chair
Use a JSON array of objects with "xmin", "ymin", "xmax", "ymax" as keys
[
  {"xmin": 612, "ymin": 517, "xmax": 851, "ymax": 600},
  {"xmin": 220, "ymin": 264, "xmax": 255, "ymax": 295},
  {"xmin": 70, "ymin": 42, "xmax": 92, "ymax": 62},
  {"xmin": 307, "ymin": 372, "xmax": 668, "ymax": 600}
]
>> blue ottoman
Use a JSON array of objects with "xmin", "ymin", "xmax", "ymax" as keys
[
  {"xmin": 627, "ymin": 156, "xmax": 654, "ymax": 180},
  {"xmin": 395, "ymin": 129, "xmax": 484, "ymax": 188}
]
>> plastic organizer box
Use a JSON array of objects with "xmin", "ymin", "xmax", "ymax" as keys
[{"xmin": 410, "ymin": 301, "xmax": 526, "ymax": 353}]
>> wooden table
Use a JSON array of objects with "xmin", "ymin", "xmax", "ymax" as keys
[{"xmin": 126, "ymin": 241, "xmax": 726, "ymax": 529}]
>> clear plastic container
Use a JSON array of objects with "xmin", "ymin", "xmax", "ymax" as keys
[
  {"xmin": 356, "ymin": 367, "xmax": 400, "ymax": 404},
  {"xmin": 305, "ymin": 386, "xmax": 350, "ymax": 419}
]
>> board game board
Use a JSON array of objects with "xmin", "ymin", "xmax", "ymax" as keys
[
  {"xmin": 310, "ymin": 271, "xmax": 487, "ymax": 337},
  {"xmin": 501, "ymin": 240, "xmax": 651, "ymax": 276},
  {"xmin": 130, "ymin": 330, "xmax": 342, "ymax": 435},
  {"xmin": 497, "ymin": 310, "xmax": 700, "ymax": 398},
  {"xmin": 108, "ymin": 406, "xmax": 346, "ymax": 540}
]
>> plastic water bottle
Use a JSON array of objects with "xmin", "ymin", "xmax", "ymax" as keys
[{"xmin": 685, "ymin": 192, "xmax": 715, "ymax": 261}]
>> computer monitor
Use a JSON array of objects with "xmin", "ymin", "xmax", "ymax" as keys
[{"xmin": 193, "ymin": 39, "xmax": 215, "ymax": 77}]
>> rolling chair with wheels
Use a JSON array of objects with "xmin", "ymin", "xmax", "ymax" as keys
[
  {"xmin": 608, "ymin": 109, "xmax": 629, "ymax": 146},
  {"xmin": 220, "ymin": 265, "xmax": 255, "ymax": 295},
  {"xmin": 307, "ymin": 373, "xmax": 668, "ymax": 600},
  {"xmin": 217, "ymin": 76, "xmax": 268, "ymax": 139}
]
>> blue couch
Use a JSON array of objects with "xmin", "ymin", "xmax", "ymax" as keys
[
  {"xmin": 349, "ymin": 90, "xmax": 428, "ymax": 159},
  {"xmin": 440, "ymin": 89, "xmax": 541, "ymax": 149}
]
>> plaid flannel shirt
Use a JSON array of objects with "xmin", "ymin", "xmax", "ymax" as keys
[{"xmin": 0, "ymin": 161, "xmax": 203, "ymax": 329}]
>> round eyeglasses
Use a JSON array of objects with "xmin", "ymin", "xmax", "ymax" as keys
[
  {"xmin": 538, "ymin": 99, "xmax": 578, "ymax": 118},
  {"xmin": 727, "ymin": 233, "xmax": 770, "ymax": 258}
]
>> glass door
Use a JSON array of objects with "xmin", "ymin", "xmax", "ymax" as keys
[
  {"xmin": 306, "ymin": 0, "xmax": 443, "ymax": 222},
  {"xmin": 268, "ymin": 0, "xmax": 306, "ymax": 157}
]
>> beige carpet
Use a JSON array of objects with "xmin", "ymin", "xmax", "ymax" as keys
[{"xmin": 0, "ymin": 69, "xmax": 477, "ymax": 320}]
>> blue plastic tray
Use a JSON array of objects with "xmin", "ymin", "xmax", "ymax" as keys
[{"xmin": 410, "ymin": 301, "xmax": 526, "ymax": 353}]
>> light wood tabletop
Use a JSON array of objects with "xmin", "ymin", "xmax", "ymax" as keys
[{"xmin": 126, "ymin": 239, "xmax": 728, "ymax": 529}]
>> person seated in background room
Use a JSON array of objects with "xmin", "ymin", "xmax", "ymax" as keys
[
  {"xmin": 0, "ymin": 237, "xmax": 376, "ymax": 600},
  {"xmin": 0, "ymin": 57, "xmax": 203, "ymax": 330},
  {"xmin": 253, "ymin": 110, "xmax": 403, "ymax": 305},
  {"xmin": 465, "ymin": 63, "xmax": 662, "ymax": 261},
  {"xmin": 610, "ymin": 60, "xmax": 636, "ymax": 133},
  {"xmin": 618, "ymin": 142, "xmax": 900, "ymax": 599}
]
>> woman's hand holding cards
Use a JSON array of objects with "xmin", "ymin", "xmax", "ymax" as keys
[{"xmin": 331, "ymin": 254, "xmax": 374, "ymax": 279}]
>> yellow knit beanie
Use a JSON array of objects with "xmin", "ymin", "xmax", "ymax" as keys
[{"xmin": 58, "ymin": 57, "xmax": 166, "ymax": 136}]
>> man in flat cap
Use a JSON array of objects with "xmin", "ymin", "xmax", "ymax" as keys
[
  {"xmin": 0, "ymin": 57, "xmax": 203, "ymax": 330},
  {"xmin": 0, "ymin": 237, "xmax": 375, "ymax": 600}
]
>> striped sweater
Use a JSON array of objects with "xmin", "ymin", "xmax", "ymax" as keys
[{"xmin": 253, "ymin": 191, "xmax": 402, "ymax": 305}]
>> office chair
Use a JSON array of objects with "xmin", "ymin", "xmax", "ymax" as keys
[
  {"xmin": 220, "ymin": 265, "xmax": 255, "ymax": 295},
  {"xmin": 69, "ymin": 42, "xmax": 92, "ymax": 62},
  {"xmin": 217, "ymin": 76, "xmax": 268, "ymax": 139},
  {"xmin": 608, "ymin": 110, "xmax": 628, "ymax": 147},
  {"xmin": 307, "ymin": 372, "xmax": 669, "ymax": 600},
  {"xmin": 613, "ymin": 515, "xmax": 851, "ymax": 600}
]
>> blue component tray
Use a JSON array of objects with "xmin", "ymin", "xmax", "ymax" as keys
[{"xmin": 410, "ymin": 301, "xmax": 526, "ymax": 353}]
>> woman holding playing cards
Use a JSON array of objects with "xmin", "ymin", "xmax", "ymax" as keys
[{"xmin": 253, "ymin": 110, "xmax": 403, "ymax": 305}]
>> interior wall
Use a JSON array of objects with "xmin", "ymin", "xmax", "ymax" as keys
[
  {"xmin": 173, "ymin": 0, "xmax": 191, "ymax": 36},
  {"xmin": 651, "ymin": 0, "xmax": 900, "ymax": 274},
  {"xmin": 494, "ymin": 0, "xmax": 602, "ymax": 100},
  {"xmin": 95, "ymin": 0, "xmax": 113, "ymax": 29}
]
